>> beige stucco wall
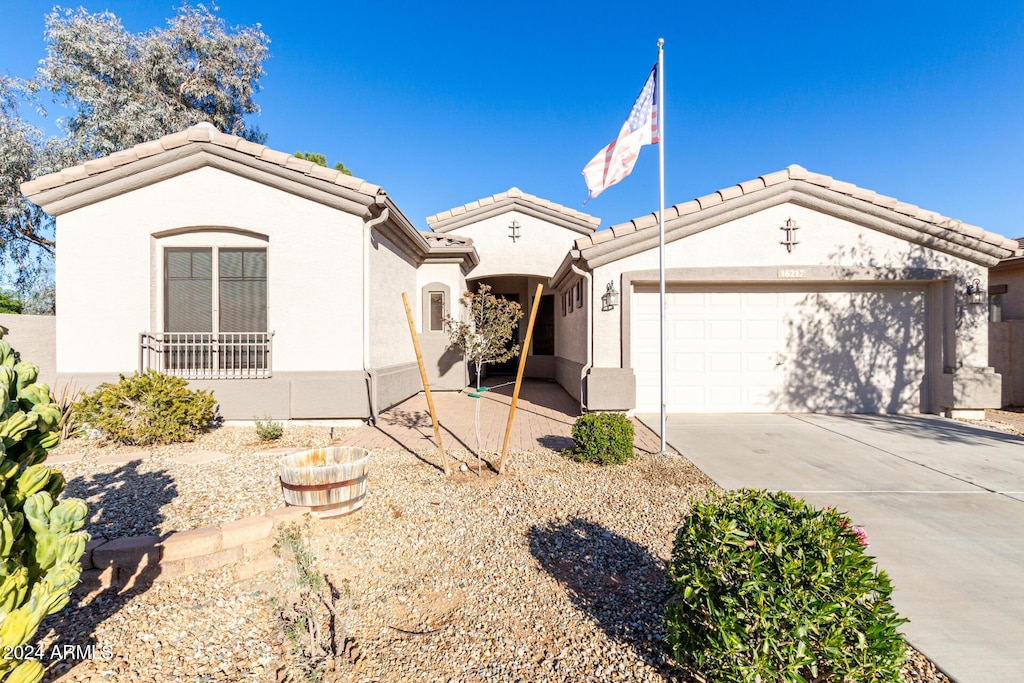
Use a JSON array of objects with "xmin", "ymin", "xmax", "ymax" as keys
[
  {"xmin": 448, "ymin": 210, "xmax": 584, "ymax": 279},
  {"xmin": 590, "ymin": 202, "xmax": 989, "ymax": 371},
  {"xmin": 414, "ymin": 262, "xmax": 468, "ymax": 390},
  {"xmin": 0, "ymin": 314, "xmax": 56, "ymax": 389},
  {"xmin": 55, "ymin": 166, "xmax": 365, "ymax": 376},
  {"xmin": 368, "ymin": 228, "xmax": 417, "ymax": 369},
  {"xmin": 554, "ymin": 279, "xmax": 588, "ymax": 365},
  {"xmin": 990, "ymin": 320, "xmax": 1024, "ymax": 406}
]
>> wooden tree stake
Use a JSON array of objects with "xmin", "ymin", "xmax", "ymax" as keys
[
  {"xmin": 498, "ymin": 283, "xmax": 544, "ymax": 474},
  {"xmin": 402, "ymin": 292, "xmax": 450, "ymax": 475}
]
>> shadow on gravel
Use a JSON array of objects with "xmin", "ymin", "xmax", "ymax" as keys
[
  {"xmin": 527, "ymin": 517, "xmax": 678, "ymax": 676},
  {"xmin": 39, "ymin": 460, "xmax": 177, "ymax": 681}
]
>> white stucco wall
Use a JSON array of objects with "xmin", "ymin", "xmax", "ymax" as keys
[
  {"xmin": 56, "ymin": 166, "xmax": 365, "ymax": 374},
  {"xmin": 447, "ymin": 210, "xmax": 586, "ymax": 279},
  {"xmin": 368, "ymin": 229, "xmax": 418, "ymax": 368},
  {"xmin": 590, "ymin": 202, "xmax": 989, "ymax": 369}
]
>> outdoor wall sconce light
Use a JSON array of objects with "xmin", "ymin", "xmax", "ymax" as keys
[
  {"xmin": 508, "ymin": 219, "xmax": 520, "ymax": 243},
  {"xmin": 601, "ymin": 281, "xmax": 620, "ymax": 311},
  {"xmin": 965, "ymin": 278, "xmax": 987, "ymax": 306}
]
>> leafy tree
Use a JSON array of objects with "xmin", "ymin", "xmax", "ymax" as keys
[
  {"xmin": 444, "ymin": 284, "xmax": 523, "ymax": 472},
  {"xmin": 0, "ymin": 4, "xmax": 269, "ymax": 259},
  {"xmin": 0, "ymin": 291, "xmax": 22, "ymax": 314},
  {"xmin": 294, "ymin": 151, "xmax": 353, "ymax": 176},
  {"xmin": 0, "ymin": 4, "xmax": 271, "ymax": 300},
  {"xmin": 40, "ymin": 4, "xmax": 270, "ymax": 160}
]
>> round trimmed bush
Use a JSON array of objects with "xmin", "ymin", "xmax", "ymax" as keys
[
  {"xmin": 569, "ymin": 412, "xmax": 635, "ymax": 465},
  {"xmin": 666, "ymin": 489, "xmax": 906, "ymax": 682}
]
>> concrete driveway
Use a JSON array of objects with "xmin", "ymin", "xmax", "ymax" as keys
[{"xmin": 639, "ymin": 413, "xmax": 1024, "ymax": 683}]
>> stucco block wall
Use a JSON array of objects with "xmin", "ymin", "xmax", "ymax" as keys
[
  {"xmin": 590, "ymin": 202, "xmax": 989, "ymax": 371},
  {"xmin": 445, "ymin": 210, "xmax": 583, "ymax": 279},
  {"xmin": 56, "ymin": 167, "xmax": 365, "ymax": 376},
  {"xmin": 0, "ymin": 315, "xmax": 56, "ymax": 389}
]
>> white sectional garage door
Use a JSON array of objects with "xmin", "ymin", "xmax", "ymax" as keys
[{"xmin": 632, "ymin": 284, "xmax": 928, "ymax": 413}]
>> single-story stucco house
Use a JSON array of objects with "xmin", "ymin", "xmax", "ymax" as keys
[{"xmin": 19, "ymin": 123, "xmax": 1020, "ymax": 421}]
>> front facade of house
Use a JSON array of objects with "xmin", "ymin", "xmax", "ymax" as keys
[{"xmin": 21, "ymin": 124, "xmax": 1018, "ymax": 421}]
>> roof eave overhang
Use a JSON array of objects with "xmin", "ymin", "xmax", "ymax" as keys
[
  {"xmin": 579, "ymin": 181, "xmax": 1013, "ymax": 269},
  {"xmin": 549, "ymin": 250, "xmax": 584, "ymax": 290},
  {"xmin": 376, "ymin": 196, "xmax": 479, "ymax": 272},
  {"xmin": 24, "ymin": 144, "xmax": 380, "ymax": 217},
  {"xmin": 429, "ymin": 197, "xmax": 599, "ymax": 235}
]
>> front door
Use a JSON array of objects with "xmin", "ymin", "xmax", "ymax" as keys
[{"xmin": 489, "ymin": 293, "xmax": 521, "ymax": 375}]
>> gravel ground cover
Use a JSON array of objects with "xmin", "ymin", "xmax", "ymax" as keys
[
  {"xmin": 48, "ymin": 426, "xmax": 340, "ymax": 539},
  {"xmin": 980, "ymin": 408, "xmax": 1024, "ymax": 435},
  {"xmin": 37, "ymin": 443, "xmax": 950, "ymax": 682}
]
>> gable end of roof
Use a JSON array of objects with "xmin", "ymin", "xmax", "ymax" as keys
[{"xmin": 574, "ymin": 166, "xmax": 1019, "ymax": 268}]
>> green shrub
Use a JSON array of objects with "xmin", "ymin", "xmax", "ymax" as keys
[
  {"xmin": 254, "ymin": 415, "xmax": 284, "ymax": 441},
  {"xmin": 666, "ymin": 489, "xmax": 906, "ymax": 682},
  {"xmin": 76, "ymin": 370, "xmax": 216, "ymax": 445},
  {"xmin": 568, "ymin": 412, "xmax": 635, "ymax": 465},
  {"xmin": 0, "ymin": 334, "xmax": 90, "ymax": 682}
]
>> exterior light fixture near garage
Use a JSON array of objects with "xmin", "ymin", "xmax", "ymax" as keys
[
  {"xmin": 601, "ymin": 281, "xmax": 620, "ymax": 311},
  {"xmin": 965, "ymin": 278, "xmax": 987, "ymax": 306}
]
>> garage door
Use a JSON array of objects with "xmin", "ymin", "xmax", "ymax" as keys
[{"xmin": 632, "ymin": 284, "xmax": 928, "ymax": 413}]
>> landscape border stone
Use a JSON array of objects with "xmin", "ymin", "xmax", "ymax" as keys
[{"xmin": 77, "ymin": 505, "xmax": 313, "ymax": 593}]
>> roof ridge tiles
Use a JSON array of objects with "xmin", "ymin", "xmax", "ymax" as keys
[
  {"xmin": 21, "ymin": 123, "xmax": 383, "ymax": 200},
  {"xmin": 574, "ymin": 165, "xmax": 1017, "ymax": 257},
  {"xmin": 425, "ymin": 187, "xmax": 600, "ymax": 228}
]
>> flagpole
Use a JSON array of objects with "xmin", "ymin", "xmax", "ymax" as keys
[{"xmin": 657, "ymin": 38, "xmax": 667, "ymax": 455}]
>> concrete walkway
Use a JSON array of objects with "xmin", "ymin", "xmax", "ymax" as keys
[
  {"xmin": 640, "ymin": 413, "xmax": 1024, "ymax": 683},
  {"xmin": 337, "ymin": 380, "xmax": 665, "ymax": 469}
]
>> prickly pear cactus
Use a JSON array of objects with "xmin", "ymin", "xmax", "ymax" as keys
[{"xmin": 0, "ymin": 335, "xmax": 89, "ymax": 683}]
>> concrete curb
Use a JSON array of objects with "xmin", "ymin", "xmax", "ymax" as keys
[{"xmin": 78, "ymin": 505, "xmax": 313, "ymax": 591}]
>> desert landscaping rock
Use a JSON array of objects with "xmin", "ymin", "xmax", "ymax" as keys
[
  {"xmin": 48, "ymin": 427, "xmax": 339, "ymax": 539},
  {"xmin": 37, "ymin": 442, "xmax": 950, "ymax": 682}
]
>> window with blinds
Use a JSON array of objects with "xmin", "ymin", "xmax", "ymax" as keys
[
  {"xmin": 165, "ymin": 249, "xmax": 213, "ymax": 332},
  {"xmin": 156, "ymin": 247, "xmax": 271, "ymax": 379},
  {"xmin": 164, "ymin": 248, "xmax": 267, "ymax": 332},
  {"xmin": 219, "ymin": 249, "xmax": 267, "ymax": 332}
]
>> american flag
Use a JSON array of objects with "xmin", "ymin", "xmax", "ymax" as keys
[{"xmin": 582, "ymin": 66, "xmax": 659, "ymax": 201}]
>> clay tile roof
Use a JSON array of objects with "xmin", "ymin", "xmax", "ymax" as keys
[
  {"xmin": 573, "ymin": 164, "xmax": 1021, "ymax": 256},
  {"xmin": 20, "ymin": 122, "xmax": 384, "ymax": 200},
  {"xmin": 425, "ymin": 187, "xmax": 600, "ymax": 234}
]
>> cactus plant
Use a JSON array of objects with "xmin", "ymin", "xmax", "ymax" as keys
[{"xmin": 0, "ymin": 335, "xmax": 89, "ymax": 683}]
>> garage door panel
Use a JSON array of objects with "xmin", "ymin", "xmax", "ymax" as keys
[
  {"xmin": 633, "ymin": 286, "xmax": 927, "ymax": 413},
  {"xmin": 709, "ymin": 353, "xmax": 742, "ymax": 372},
  {"xmin": 710, "ymin": 320, "xmax": 743, "ymax": 339},
  {"xmin": 675, "ymin": 320, "xmax": 704, "ymax": 340},
  {"xmin": 746, "ymin": 319, "xmax": 779, "ymax": 340}
]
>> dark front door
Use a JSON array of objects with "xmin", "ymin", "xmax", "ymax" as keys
[{"xmin": 489, "ymin": 293, "xmax": 520, "ymax": 375}]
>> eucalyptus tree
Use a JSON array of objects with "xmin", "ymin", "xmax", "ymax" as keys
[{"xmin": 0, "ymin": 4, "xmax": 271, "ymax": 308}]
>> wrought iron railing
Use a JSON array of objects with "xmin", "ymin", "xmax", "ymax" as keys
[{"xmin": 139, "ymin": 332, "xmax": 273, "ymax": 379}]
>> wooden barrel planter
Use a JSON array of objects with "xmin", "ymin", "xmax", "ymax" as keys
[{"xmin": 279, "ymin": 447, "xmax": 369, "ymax": 517}]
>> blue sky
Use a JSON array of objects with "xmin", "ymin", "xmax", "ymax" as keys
[{"xmin": 2, "ymin": 1, "xmax": 1023, "ymax": 238}]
